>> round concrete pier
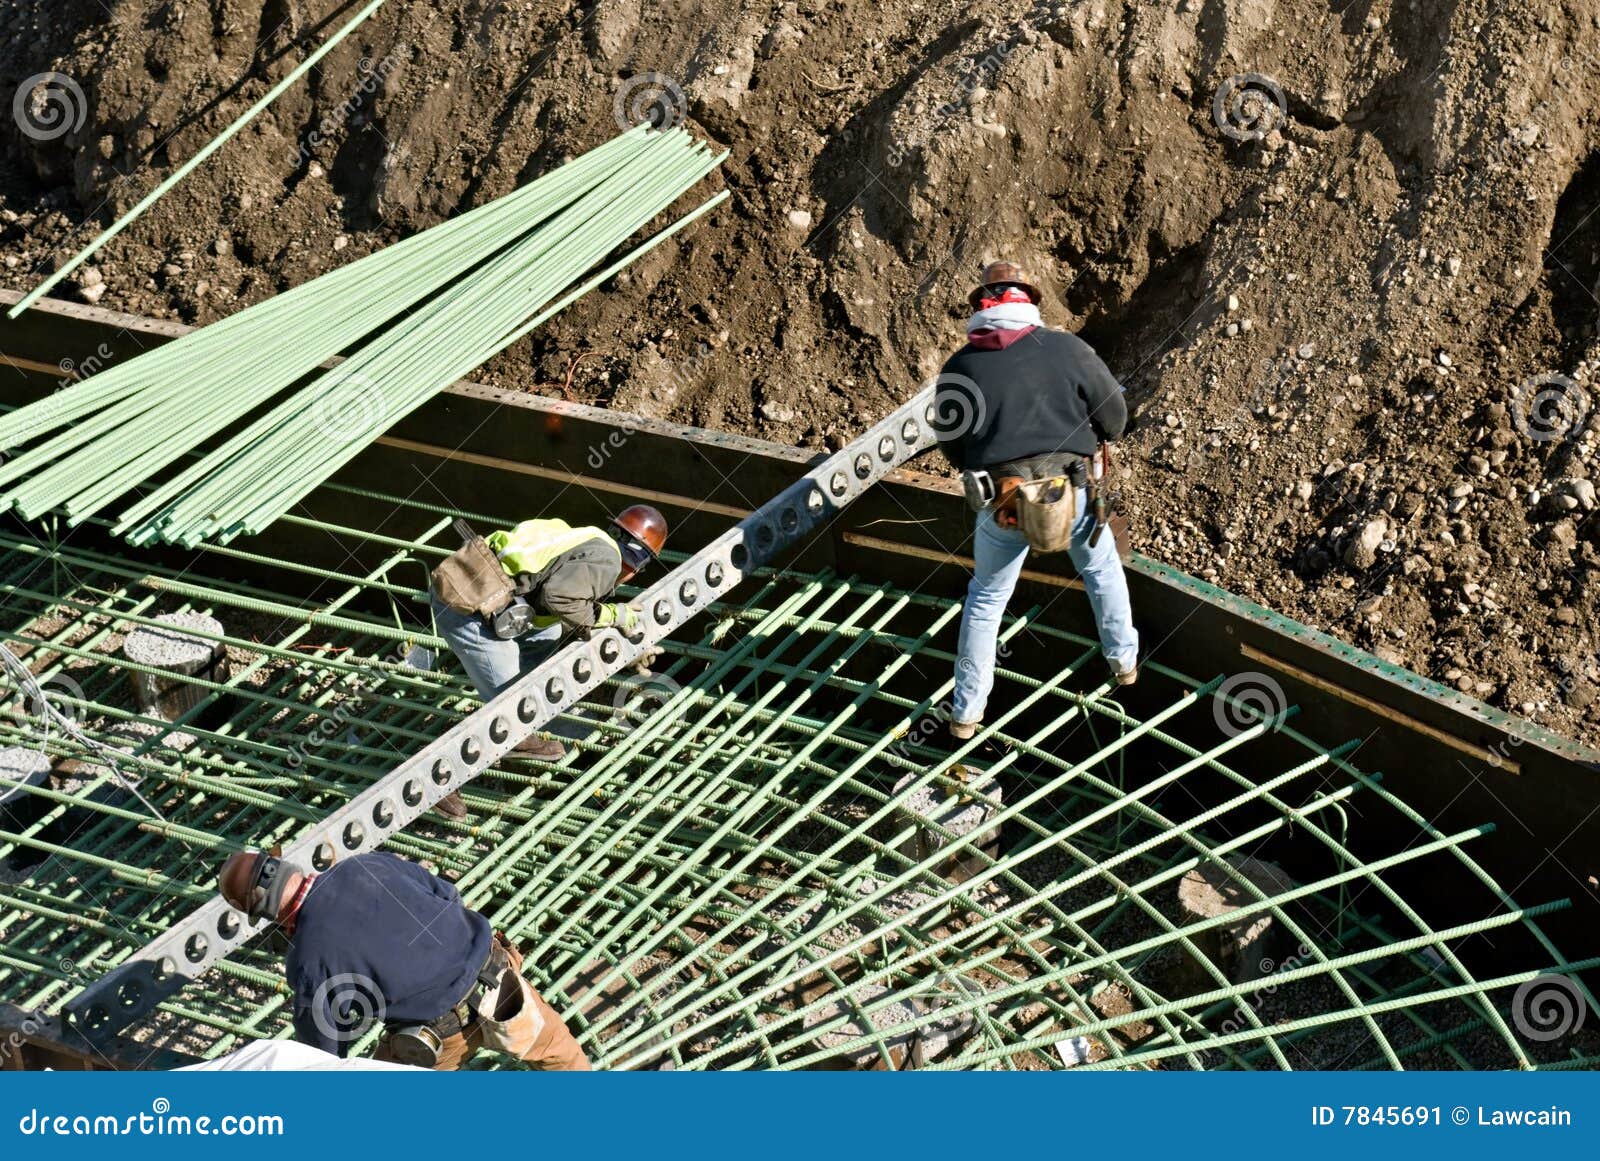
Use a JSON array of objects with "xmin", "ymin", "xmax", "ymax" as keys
[{"xmin": 123, "ymin": 612, "xmax": 229, "ymax": 721}]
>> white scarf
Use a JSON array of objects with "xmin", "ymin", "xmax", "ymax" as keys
[{"xmin": 967, "ymin": 301, "xmax": 1042, "ymax": 333}]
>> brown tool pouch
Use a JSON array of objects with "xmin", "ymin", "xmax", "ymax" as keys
[
  {"xmin": 1013, "ymin": 477, "xmax": 1077, "ymax": 553},
  {"xmin": 432, "ymin": 523, "xmax": 515, "ymax": 618}
]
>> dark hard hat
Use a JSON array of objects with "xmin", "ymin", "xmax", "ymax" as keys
[
  {"xmin": 219, "ymin": 846, "xmax": 298, "ymax": 920},
  {"xmin": 968, "ymin": 260, "xmax": 1043, "ymax": 310},
  {"xmin": 218, "ymin": 850, "xmax": 261, "ymax": 913},
  {"xmin": 613, "ymin": 503, "xmax": 668, "ymax": 560}
]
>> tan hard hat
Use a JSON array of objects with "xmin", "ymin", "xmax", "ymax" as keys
[{"xmin": 968, "ymin": 260, "xmax": 1043, "ymax": 310}]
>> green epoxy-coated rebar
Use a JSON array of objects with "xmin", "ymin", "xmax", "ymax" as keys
[
  {"xmin": 0, "ymin": 474, "xmax": 1593, "ymax": 1069},
  {"xmin": 7, "ymin": 0, "xmax": 392, "ymax": 319},
  {"xmin": 1, "ymin": 128, "xmax": 724, "ymax": 549}
]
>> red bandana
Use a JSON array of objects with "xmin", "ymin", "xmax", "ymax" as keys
[
  {"xmin": 977, "ymin": 285, "xmax": 1035, "ymax": 310},
  {"xmin": 280, "ymin": 874, "xmax": 317, "ymax": 937}
]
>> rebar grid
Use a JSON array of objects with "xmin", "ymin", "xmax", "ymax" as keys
[{"xmin": 0, "ymin": 488, "xmax": 1594, "ymax": 1071}]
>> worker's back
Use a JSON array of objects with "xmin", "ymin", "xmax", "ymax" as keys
[{"xmin": 286, "ymin": 852, "xmax": 491, "ymax": 1055}]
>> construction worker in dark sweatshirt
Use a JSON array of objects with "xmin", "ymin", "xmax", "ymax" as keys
[
  {"xmin": 934, "ymin": 261, "xmax": 1139, "ymax": 743},
  {"xmin": 217, "ymin": 847, "xmax": 588, "ymax": 1070},
  {"xmin": 427, "ymin": 503, "xmax": 668, "ymax": 816}
]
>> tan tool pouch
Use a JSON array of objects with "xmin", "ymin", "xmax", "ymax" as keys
[
  {"xmin": 1015, "ymin": 477, "xmax": 1077, "ymax": 553},
  {"xmin": 473, "ymin": 971, "xmax": 591, "ymax": 1070},
  {"xmin": 432, "ymin": 535, "xmax": 514, "ymax": 618}
]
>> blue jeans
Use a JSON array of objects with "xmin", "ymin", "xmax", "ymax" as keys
[
  {"xmin": 952, "ymin": 490, "xmax": 1139, "ymax": 725},
  {"xmin": 431, "ymin": 595, "xmax": 563, "ymax": 700}
]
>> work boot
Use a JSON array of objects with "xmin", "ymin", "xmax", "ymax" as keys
[
  {"xmin": 511, "ymin": 734, "xmax": 566, "ymax": 761},
  {"xmin": 1110, "ymin": 660, "xmax": 1139, "ymax": 687},
  {"xmin": 948, "ymin": 720, "xmax": 979, "ymax": 743},
  {"xmin": 433, "ymin": 790, "xmax": 468, "ymax": 820}
]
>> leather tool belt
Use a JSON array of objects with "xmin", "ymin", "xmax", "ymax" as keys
[
  {"xmin": 382, "ymin": 937, "xmax": 512, "ymax": 1068},
  {"xmin": 991, "ymin": 453, "xmax": 1089, "ymax": 488},
  {"xmin": 432, "ymin": 519, "xmax": 515, "ymax": 620},
  {"xmin": 990, "ymin": 454, "xmax": 1088, "ymax": 553}
]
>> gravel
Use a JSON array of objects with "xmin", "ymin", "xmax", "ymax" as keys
[
  {"xmin": 802, "ymin": 982, "xmax": 919, "ymax": 1064},
  {"xmin": 0, "ymin": 746, "xmax": 51, "ymax": 804}
]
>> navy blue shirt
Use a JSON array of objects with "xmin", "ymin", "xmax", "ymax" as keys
[
  {"xmin": 937, "ymin": 328, "xmax": 1127, "ymax": 469},
  {"xmin": 285, "ymin": 852, "xmax": 492, "ymax": 1056}
]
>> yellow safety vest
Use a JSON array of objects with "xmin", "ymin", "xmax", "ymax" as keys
[{"xmin": 486, "ymin": 519, "xmax": 619, "ymax": 578}]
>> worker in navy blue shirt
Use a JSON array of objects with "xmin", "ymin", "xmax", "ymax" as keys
[
  {"xmin": 931, "ymin": 260, "xmax": 1139, "ymax": 744},
  {"xmin": 218, "ymin": 848, "xmax": 588, "ymax": 1070}
]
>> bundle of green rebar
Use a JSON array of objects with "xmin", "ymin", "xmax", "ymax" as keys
[{"xmin": 0, "ymin": 125, "xmax": 726, "ymax": 546}]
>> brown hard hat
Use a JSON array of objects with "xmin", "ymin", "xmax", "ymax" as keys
[
  {"xmin": 968, "ymin": 260, "xmax": 1043, "ymax": 310},
  {"xmin": 218, "ymin": 849, "xmax": 266, "ymax": 913},
  {"xmin": 613, "ymin": 503, "xmax": 668, "ymax": 560}
]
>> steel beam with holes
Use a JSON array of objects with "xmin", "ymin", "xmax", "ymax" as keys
[{"xmin": 61, "ymin": 387, "xmax": 942, "ymax": 1044}]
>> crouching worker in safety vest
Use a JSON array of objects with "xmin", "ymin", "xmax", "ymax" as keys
[
  {"xmin": 427, "ymin": 504, "xmax": 669, "ymax": 816},
  {"xmin": 218, "ymin": 848, "xmax": 590, "ymax": 1070},
  {"xmin": 935, "ymin": 261, "xmax": 1139, "ymax": 745}
]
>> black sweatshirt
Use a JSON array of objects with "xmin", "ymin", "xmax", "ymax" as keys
[
  {"xmin": 935, "ymin": 328, "xmax": 1127, "ymax": 471},
  {"xmin": 286, "ymin": 852, "xmax": 492, "ymax": 1056}
]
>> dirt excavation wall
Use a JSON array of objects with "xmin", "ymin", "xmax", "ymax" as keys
[{"xmin": 2, "ymin": 0, "xmax": 1599, "ymax": 743}]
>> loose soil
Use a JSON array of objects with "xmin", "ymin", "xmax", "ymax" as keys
[{"xmin": 3, "ymin": 0, "xmax": 1600, "ymax": 743}]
